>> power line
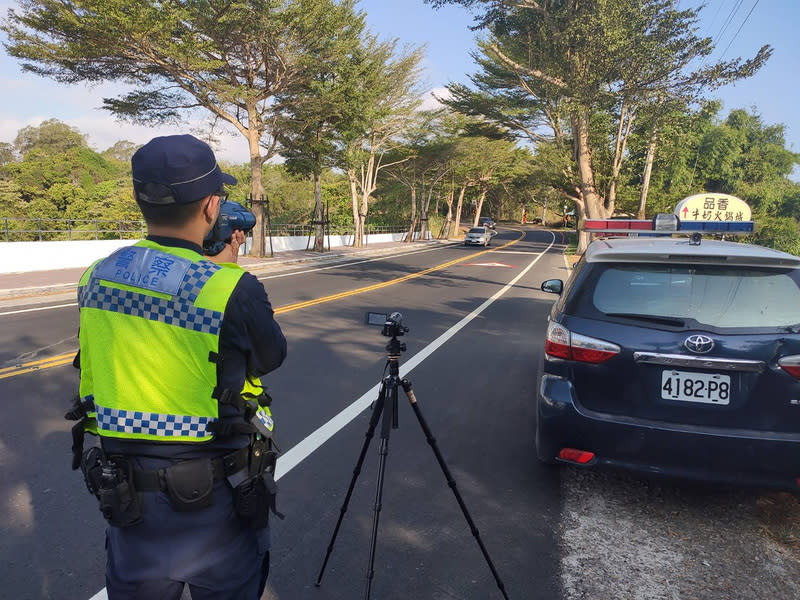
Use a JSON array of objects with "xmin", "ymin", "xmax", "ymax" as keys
[
  {"xmin": 687, "ymin": 0, "xmax": 760, "ymax": 193},
  {"xmin": 719, "ymin": 0, "xmax": 762, "ymax": 60},
  {"xmin": 715, "ymin": 0, "xmax": 746, "ymax": 45},
  {"xmin": 706, "ymin": 0, "xmax": 730, "ymax": 33}
]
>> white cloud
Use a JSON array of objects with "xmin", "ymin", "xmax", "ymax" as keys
[
  {"xmin": 3, "ymin": 79, "xmax": 34, "ymax": 91},
  {"xmin": 0, "ymin": 81, "xmax": 458, "ymax": 165},
  {"xmin": 420, "ymin": 86, "xmax": 452, "ymax": 110},
  {"xmin": 0, "ymin": 110, "xmax": 251, "ymax": 164}
]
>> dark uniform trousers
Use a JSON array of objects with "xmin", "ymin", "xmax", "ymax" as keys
[{"xmin": 103, "ymin": 455, "xmax": 270, "ymax": 600}]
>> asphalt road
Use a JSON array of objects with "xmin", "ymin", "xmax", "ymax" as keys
[{"xmin": 0, "ymin": 226, "xmax": 570, "ymax": 600}]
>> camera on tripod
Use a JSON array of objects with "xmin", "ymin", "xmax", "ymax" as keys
[
  {"xmin": 204, "ymin": 200, "xmax": 257, "ymax": 256},
  {"xmin": 319, "ymin": 310, "xmax": 509, "ymax": 600},
  {"xmin": 365, "ymin": 311, "xmax": 409, "ymax": 338},
  {"xmin": 382, "ymin": 312, "xmax": 408, "ymax": 338}
]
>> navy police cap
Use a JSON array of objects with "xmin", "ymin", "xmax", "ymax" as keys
[{"xmin": 132, "ymin": 134, "xmax": 237, "ymax": 205}]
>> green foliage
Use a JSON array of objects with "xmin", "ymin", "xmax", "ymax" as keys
[
  {"xmin": 13, "ymin": 118, "xmax": 87, "ymax": 155},
  {"xmin": 101, "ymin": 140, "xmax": 140, "ymax": 164},
  {"xmin": 3, "ymin": 144, "xmax": 122, "ymax": 202},
  {"xmin": 0, "ymin": 143, "xmax": 14, "ymax": 166},
  {"xmin": 261, "ymin": 165, "xmax": 315, "ymax": 223},
  {"xmin": 753, "ymin": 217, "xmax": 800, "ymax": 255},
  {"xmin": 277, "ymin": 0, "xmax": 366, "ymax": 177}
]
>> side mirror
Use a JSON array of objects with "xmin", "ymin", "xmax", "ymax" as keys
[{"xmin": 541, "ymin": 279, "xmax": 563, "ymax": 295}]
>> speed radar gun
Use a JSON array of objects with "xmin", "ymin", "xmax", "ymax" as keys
[
  {"xmin": 315, "ymin": 312, "xmax": 510, "ymax": 600},
  {"xmin": 203, "ymin": 200, "xmax": 256, "ymax": 256}
]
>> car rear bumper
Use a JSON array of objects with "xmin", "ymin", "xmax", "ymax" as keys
[{"xmin": 538, "ymin": 374, "xmax": 800, "ymax": 490}]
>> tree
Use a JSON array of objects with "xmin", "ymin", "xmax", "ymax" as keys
[
  {"xmin": 0, "ymin": 143, "xmax": 14, "ymax": 166},
  {"xmin": 102, "ymin": 140, "xmax": 141, "ymax": 164},
  {"xmin": 277, "ymin": 2, "xmax": 368, "ymax": 251},
  {"xmin": 428, "ymin": 0, "xmax": 771, "ymax": 251},
  {"xmin": 384, "ymin": 111, "xmax": 456, "ymax": 242},
  {"xmin": 13, "ymin": 118, "xmax": 87, "ymax": 155},
  {"xmin": 3, "ymin": 0, "xmax": 362, "ymax": 256},
  {"xmin": 337, "ymin": 35, "xmax": 424, "ymax": 247},
  {"xmin": 437, "ymin": 116, "xmax": 520, "ymax": 238}
]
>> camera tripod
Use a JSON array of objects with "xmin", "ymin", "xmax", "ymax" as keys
[{"xmin": 315, "ymin": 333, "xmax": 510, "ymax": 600}]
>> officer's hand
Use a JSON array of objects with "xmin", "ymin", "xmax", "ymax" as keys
[{"xmin": 209, "ymin": 230, "xmax": 246, "ymax": 265}]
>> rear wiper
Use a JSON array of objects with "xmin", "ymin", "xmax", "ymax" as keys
[{"xmin": 605, "ymin": 313, "xmax": 686, "ymax": 327}]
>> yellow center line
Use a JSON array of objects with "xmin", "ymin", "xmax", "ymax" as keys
[
  {"xmin": 275, "ymin": 232, "xmax": 523, "ymax": 314},
  {"xmin": 0, "ymin": 352, "xmax": 79, "ymax": 374},
  {"xmin": 1, "ymin": 231, "xmax": 526, "ymax": 380},
  {"xmin": 0, "ymin": 355, "xmax": 75, "ymax": 380}
]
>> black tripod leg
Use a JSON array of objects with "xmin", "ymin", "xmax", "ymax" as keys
[
  {"xmin": 364, "ymin": 381, "xmax": 396, "ymax": 600},
  {"xmin": 401, "ymin": 379, "xmax": 510, "ymax": 600},
  {"xmin": 316, "ymin": 383, "xmax": 386, "ymax": 586}
]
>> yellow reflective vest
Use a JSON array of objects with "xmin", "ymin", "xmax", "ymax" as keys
[{"xmin": 77, "ymin": 240, "xmax": 271, "ymax": 443}]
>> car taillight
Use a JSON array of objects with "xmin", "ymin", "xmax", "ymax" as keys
[
  {"xmin": 544, "ymin": 322, "xmax": 571, "ymax": 359},
  {"xmin": 558, "ymin": 448, "xmax": 596, "ymax": 464},
  {"xmin": 545, "ymin": 321, "xmax": 620, "ymax": 364},
  {"xmin": 778, "ymin": 355, "xmax": 800, "ymax": 379}
]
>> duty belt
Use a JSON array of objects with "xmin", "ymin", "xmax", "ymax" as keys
[{"xmin": 131, "ymin": 446, "xmax": 249, "ymax": 492}]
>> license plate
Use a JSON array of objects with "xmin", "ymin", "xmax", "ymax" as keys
[{"xmin": 661, "ymin": 370, "xmax": 731, "ymax": 405}]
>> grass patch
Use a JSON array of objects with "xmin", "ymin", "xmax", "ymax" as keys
[
  {"xmin": 757, "ymin": 492, "xmax": 800, "ymax": 549},
  {"xmin": 562, "ymin": 232, "xmax": 581, "ymax": 267}
]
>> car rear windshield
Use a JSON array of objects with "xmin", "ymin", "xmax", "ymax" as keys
[
  {"xmin": 468, "ymin": 228, "xmax": 485, "ymax": 233},
  {"xmin": 585, "ymin": 264, "xmax": 800, "ymax": 329}
]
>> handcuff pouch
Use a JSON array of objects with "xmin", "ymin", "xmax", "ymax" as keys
[{"xmin": 164, "ymin": 459, "xmax": 214, "ymax": 512}]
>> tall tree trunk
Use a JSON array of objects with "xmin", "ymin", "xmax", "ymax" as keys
[
  {"xmin": 441, "ymin": 188, "xmax": 454, "ymax": 239},
  {"xmin": 571, "ymin": 111, "xmax": 609, "ymax": 253},
  {"xmin": 313, "ymin": 171, "xmax": 324, "ymax": 252},
  {"xmin": 359, "ymin": 186, "xmax": 369, "ymax": 248},
  {"xmin": 348, "ymin": 169, "xmax": 362, "ymax": 247},
  {"xmin": 248, "ymin": 129, "xmax": 265, "ymax": 257},
  {"xmin": 472, "ymin": 187, "xmax": 487, "ymax": 227},
  {"xmin": 607, "ymin": 103, "xmax": 634, "ymax": 213},
  {"xmin": 405, "ymin": 186, "xmax": 417, "ymax": 242},
  {"xmin": 638, "ymin": 128, "xmax": 658, "ymax": 219},
  {"xmin": 419, "ymin": 188, "xmax": 433, "ymax": 240},
  {"xmin": 453, "ymin": 184, "xmax": 467, "ymax": 239},
  {"xmin": 354, "ymin": 147, "xmax": 378, "ymax": 247}
]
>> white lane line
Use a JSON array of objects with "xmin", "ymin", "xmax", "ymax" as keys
[
  {"xmin": 85, "ymin": 231, "xmax": 553, "ymax": 600},
  {"xmin": 274, "ymin": 231, "xmax": 555, "ymax": 480},
  {"xmin": 256, "ymin": 244, "xmax": 457, "ymax": 280},
  {"xmin": 491, "ymin": 250, "xmax": 550, "ymax": 255},
  {"xmin": 0, "ymin": 303, "xmax": 77, "ymax": 316}
]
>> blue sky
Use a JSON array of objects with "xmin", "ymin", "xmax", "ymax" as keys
[{"xmin": 0, "ymin": 0, "xmax": 797, "ymax": 173}]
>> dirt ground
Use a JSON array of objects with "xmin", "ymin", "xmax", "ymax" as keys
[{"xmin": 560, "ymin": 469, "xmax": 800, "ymax": 600}]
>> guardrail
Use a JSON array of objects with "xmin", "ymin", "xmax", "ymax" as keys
[
  {"xmin": 2, "ymin": 218, "xmax": 146, "ymax": 241},
  {"xmin": 1, "ymin": 218, "xmax": 409, "ymax": 242}
]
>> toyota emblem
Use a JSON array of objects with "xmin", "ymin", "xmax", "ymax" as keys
[{"xmin": 684, "ymin": 334, "xmax": 715, "ymax": 354}]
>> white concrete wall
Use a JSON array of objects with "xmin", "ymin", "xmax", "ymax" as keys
[
  {"xmin": 0, "ymin": 233, "xmax": 417, "ymax": 274},
  {"xmin": 0, "ymin": 240, "xmax": 139, "ymax": 274}
]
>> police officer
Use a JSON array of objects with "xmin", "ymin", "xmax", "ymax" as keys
[{"xmin": 68, "ymin": 134, "xmax": 287, "ymax": 599}]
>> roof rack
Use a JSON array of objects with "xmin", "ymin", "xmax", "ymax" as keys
[{"xmin": 584, "ymin": 214, "xmax": 754, "ymax": 236}]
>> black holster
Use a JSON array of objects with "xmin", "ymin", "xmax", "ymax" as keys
[
  {"xmin": 233, "ymin": 437, "xmax": 283, "ymax": 530},
  {"xmin": 81, "ymin": 447, "xmax": 143, "ymax": 528}
]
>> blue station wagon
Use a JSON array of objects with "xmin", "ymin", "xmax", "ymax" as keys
[{"xmin": 538, "ymin": 236, "xmax": 800, "ymax": 489}]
